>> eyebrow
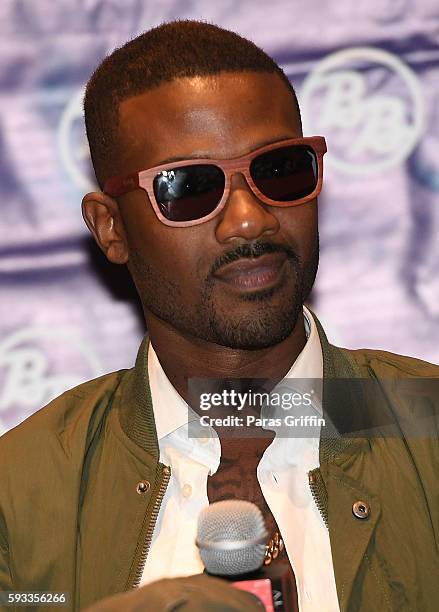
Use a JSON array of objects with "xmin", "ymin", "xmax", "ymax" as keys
[{"xmin": 155, "ymin": 134, "xmax": 297, "ymax": 166}]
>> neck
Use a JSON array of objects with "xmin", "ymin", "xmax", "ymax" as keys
[{"xmin": 144, "ymin": 309, "xmax": 307, "ymax": 404}]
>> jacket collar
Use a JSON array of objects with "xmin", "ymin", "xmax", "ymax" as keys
[
  {"xmin": 118, "ymin": 335, "xmax": 160, "ymax": 459},
  {"xmin": 311, "ymin": 313, "xmax": 367, "ymax": 464}
]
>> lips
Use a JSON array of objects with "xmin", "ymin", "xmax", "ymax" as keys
[{"xmin": 213, "ymin": 252, "xmax": 288, "ymax": 291}]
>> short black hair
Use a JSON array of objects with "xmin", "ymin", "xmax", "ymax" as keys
[{"xmin": 83, "ymin": 19, "xmax": 301, "ymax": 190}]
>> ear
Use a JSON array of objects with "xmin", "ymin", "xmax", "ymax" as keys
[{"xmin": 81, "ymin": 192, "xmax": 129, "ymax": 264}]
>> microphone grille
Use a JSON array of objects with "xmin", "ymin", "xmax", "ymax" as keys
[{"xmin": 196, "ymin": 500, "xmax": 267, "ymax": 576}]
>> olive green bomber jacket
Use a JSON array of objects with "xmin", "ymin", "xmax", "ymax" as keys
[{"xmin": 0, "ymin": 315, "xmax": 438, "ymax": 611}]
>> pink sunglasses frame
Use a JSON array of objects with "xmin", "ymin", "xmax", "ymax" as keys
[{"xmin": 104, "ymin": 136, "xmax": 327, "ymax": 227}]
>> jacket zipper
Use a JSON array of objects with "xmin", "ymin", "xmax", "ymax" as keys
[
  {"xmin": 308, "ymin": 468, "xmax": 329, "ymax": 528},
  {"xmin": 130, "ymin": 464, "xmax": 171, "ymax": 588}
]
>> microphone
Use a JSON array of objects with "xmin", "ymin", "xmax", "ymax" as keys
[
  {"xmin": 196, "ymin": 499, "xmax": 268, "ymax": 575},
  {"xmin": 196, "ymin": 500, "xmax": 298, "ymax": 611}
]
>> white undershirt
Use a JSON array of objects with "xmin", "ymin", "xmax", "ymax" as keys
[{"xmin": 140, "ymin": 306, "xmax": 340, "ymax": 611}]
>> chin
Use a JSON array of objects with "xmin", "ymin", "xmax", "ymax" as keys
[{"xmin": 207, "ymin": 302, "xmax": 302, "ymax": 350}]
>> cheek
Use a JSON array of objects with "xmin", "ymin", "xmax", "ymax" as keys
[
  {"xmin": 121, "ymin": 196, "xmax": 205, "ymax": 284},
  {"xmin": 278, "ymin": 202, "xmax": 318, "ymax": 256},
  {"xmin": 120, "ymin": 194, "xmax": 168, "ymax": 262}
]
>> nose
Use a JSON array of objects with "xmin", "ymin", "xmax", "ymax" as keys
[{"xmin": 214, "ymin": 173, "xmax": 280, "ymax": 243}]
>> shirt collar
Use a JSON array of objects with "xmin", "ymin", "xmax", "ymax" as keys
[
  {"xmin": 287, "ymin": 305, "xmax": 323, "ymax": 383},
  {"xmin": 148, "ymin": 305, "xmax": 324, "ymax": 441},
  {"xmin": 147, "ymin": 342, "xmax": 193, "ymax": 441}
]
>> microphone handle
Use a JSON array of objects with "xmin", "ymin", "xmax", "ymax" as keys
[{"xmin": 207, "ymin": 560, "xmax": 299, "ymax": 612}]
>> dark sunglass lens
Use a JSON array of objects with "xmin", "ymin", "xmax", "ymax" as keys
[
  {"xmin": 250, "ymin": 145, "xmax": 318, "ymax": 202},
  {"xmin": 153, "ymin": 165, "xmax": 225, "ymax": 222}
]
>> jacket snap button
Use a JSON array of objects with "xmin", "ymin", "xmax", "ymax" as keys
[
  {"xmin": 136, "ymin": 480, "xmax": 150, "ymax": 494},
  {"xmin": 352, "ymin": 500, "xmax": 370, "ymax": 519}
]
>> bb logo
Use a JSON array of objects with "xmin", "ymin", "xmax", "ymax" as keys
[
  {"xmin": 300, "ymin": 47, "xmax": 425, "ymax": 175},
  {"xmin": 0, "ymin": 327, "xmax": 103, "ymax": 434},
  {"xmin": 58, "ymin": 87, "xmax": 96, "ymax": 192}
]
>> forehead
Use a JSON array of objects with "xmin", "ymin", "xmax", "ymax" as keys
[{"xmin": 117, "ymin": 71, "xmax": 301, "ymax": 171}]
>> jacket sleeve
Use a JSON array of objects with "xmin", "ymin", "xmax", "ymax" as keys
[{"xmin": 0, "ymin": 515, "xmax": 13, "ymax": 590}]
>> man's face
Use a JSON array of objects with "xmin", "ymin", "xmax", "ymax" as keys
[{"xmin": 115, "ymin": 71, "xmax": 319, "ymax": 349}]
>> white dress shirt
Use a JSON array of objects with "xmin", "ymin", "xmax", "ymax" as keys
[{"xmin": 140, "ymin": 306, "xmax": 340, "ymax": 611}]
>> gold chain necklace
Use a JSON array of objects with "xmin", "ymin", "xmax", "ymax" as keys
[{"xmin": 264, "ymin": 531, "xmax": 284, "ymax": 565}]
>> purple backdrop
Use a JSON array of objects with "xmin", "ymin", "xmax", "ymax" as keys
[{"xmin": 1, "ymin": 0, "xmax": 438, "ymax": 434}]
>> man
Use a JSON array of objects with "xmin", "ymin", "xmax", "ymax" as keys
[{"xmin": 0, "ymin": 19, "xmax": 438, "ymax": 612}]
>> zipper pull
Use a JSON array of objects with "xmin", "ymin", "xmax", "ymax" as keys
[{"xmin": 308, "ymin": 468, "xmax": 329, "ymax": 528}]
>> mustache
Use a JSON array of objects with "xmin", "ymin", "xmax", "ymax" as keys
[{"xmin": 210, "ymin": 241, "xmax": 300, "ymax": 276}]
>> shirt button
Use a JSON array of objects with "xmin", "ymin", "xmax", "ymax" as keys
[
  {"xmin": 182, "ymin": 483, "xmax": 192, "ymax": 498},
  {"xmin": 199, "ymin": 437, "xmax": 210, "ymax": 445}
]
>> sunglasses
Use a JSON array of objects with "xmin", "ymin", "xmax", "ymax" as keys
[{"xmin": 104, "ymin": 136, "xmax": 327, "ymax": 227}]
